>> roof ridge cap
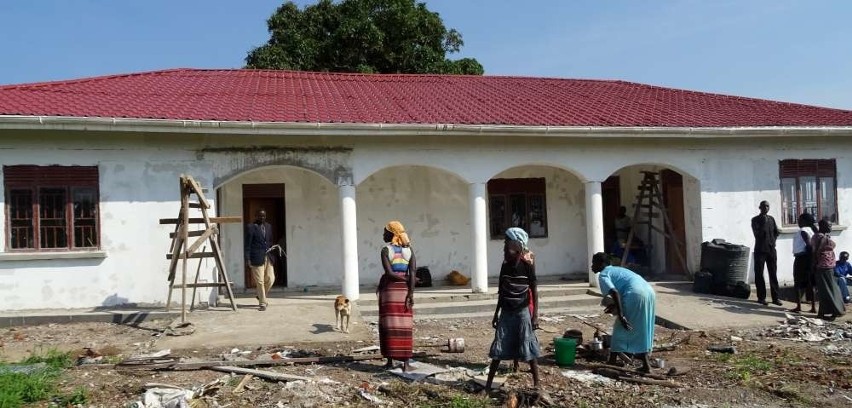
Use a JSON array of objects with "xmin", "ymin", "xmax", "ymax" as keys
[
  {"xmin": 0, "ymin": 68, "xmax": 194, "ymax": 91},
  {"xmin": 611, "ymin": 79, "xmax": 852, "ymax": 112}
]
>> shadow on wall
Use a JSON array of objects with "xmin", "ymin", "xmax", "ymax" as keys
[{"xmin": 100, "ymin": 293, "xmax": 129, "ymax": 307}]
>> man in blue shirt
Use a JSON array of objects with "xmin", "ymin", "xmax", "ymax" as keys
[{"xmin": 835, "ymin": 251, "xmax": 851, "ymax": 304}]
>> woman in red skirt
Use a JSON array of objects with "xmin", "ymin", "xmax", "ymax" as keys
[{"xmin": 378, "ymin": 221, "xmax": 416, "ymax": 372}]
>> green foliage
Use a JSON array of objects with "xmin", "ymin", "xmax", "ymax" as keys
[
  {"xmin": 54, "ymin": 387, "xmax": 89, "ymax": 406},
  {"xmin": 417, "ymin": 394, "xmax": 491, "ymax": 408},
  {"xmin": 21, "ymin": 348, "xmax": 73, "ymax": 370},
  {"xmin": 0, "ymin": 370, "xmax": 57, "ymax": 407},
  {"xmin": 717, "ymin": 353, "xmax": 773, "ymax": 383},
  {"xmin": 246, "ymin": 0, "xmax": 484, "ymax": 74},
  {"xmin": 0, "ymin": 349, "xmax": 74, "ymax": 408}
]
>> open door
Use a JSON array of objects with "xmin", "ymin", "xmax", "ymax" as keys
[
  {"xmin": 242, "ymin": 184, "xmax": 287, "ymax": 288},
  {"xmin": 661, "ymin": 170, "xmax": 687, "ymax": 275},
  {"xmin": 601, "ymin": 176, "xmax": 621, "ymax": 251}
]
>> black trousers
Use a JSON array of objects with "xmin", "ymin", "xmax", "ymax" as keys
[{"xmin": 754, "ymin": 250, "xmax": 779, "ymax": 302}]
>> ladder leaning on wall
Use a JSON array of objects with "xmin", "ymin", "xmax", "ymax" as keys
[
  {"xmin": 621, "ymin": 171, "xmax": 688, "ymax": 274},
  {"xmin": 159, "ymin": 174, "xmax": 241, "ymax": 324}
]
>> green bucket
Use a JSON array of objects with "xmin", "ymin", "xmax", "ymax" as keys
[{"xmin": 554, "ymin": 337, "xmax": 577, "ymax": 367}]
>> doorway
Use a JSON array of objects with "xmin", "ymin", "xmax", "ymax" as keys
[
  {"xmin": 601, "ymin": 176, "xmax": 621, "ymax": 251},
  {"xmin": 661, "ymin": 170, "xmax": 687, "ymax": 275},
  {"xmin": 242, "ymin": 184, "xmax": 287, "ymax": 288}
]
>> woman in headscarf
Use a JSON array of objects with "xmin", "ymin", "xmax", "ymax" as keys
[
  {"xmin": 505, "ymin": 227, "xmax": 535, "ymax": 264},
  {"xmin": 378, "ymin": 221, "xmax": 416, "ymax": 371},
  {"xmin": 591, "ymin": 252, "xmax": 656, "ymax": 373},
  {"xmin": 810, "ymin": 219, "xmax": 846, "ymax": 321},
  {"xmin": 482, "ymin": 239, "xmax": 541, "ymax": 393},
  {"xmin": 504, "ymin": 227, "xmax": 536, "ymax": 372},
  {"xmin": 790, "ymin": 213, "xmax": 817, "ymax": 313}
]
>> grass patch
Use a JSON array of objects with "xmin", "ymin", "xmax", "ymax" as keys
[
  {"xmin": 715, "ymin": 353, "xmax": 773, "ymax": 383},
  {"xmin": 418, "ymin": 394, "xmax": 491, "ymax": 408},
  {"xmin": 765, "ymin": 384, "xmax": 811, "ymax": 404},
  {"xmin": 0, "ymin": 349, "xmax": 77, "ymax": 408}
]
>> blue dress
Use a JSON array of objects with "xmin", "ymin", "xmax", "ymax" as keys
[{"xmin": 597, "ymin": 266, "xmax": 656, "ymax": 354}]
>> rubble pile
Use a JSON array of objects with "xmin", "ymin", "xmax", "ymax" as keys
[{"xmin": 762, "ymin": 313, "xmax": 852, "ymax": 342}]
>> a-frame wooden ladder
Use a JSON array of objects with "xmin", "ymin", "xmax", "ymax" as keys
[
  {"xmin": 159, "ymin": 175, "xmax": 241, "ymax": 323},
  {"xmin": 621, "ymin": 171, "xmax": 688, "ymax": 274}
]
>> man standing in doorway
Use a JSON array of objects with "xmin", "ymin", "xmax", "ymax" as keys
[
  {"xmin": 245, "ymin": 209, "xmax": 275, "ymax": 311},
  {"xmin": 751, "ymin": 200, "xmax": 781, "ymax": 306}
]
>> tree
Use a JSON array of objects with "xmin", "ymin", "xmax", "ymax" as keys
[{"xmin": 245, "ymin": 0, "xmax": 484, "ymax": 75}]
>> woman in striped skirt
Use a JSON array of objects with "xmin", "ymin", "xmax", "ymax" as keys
[{"xmin": 378, "ymin": 221, "xmax": 416, "ymax": 372}]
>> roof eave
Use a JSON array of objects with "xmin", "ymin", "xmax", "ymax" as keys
[{"xmin": 1, "ymin": 115, "xmax": 852, "ymax": 138}]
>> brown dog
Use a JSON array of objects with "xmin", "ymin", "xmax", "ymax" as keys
[{"xmin": 334, "ymin": 295, "xmax": 351, "ymax": 333}]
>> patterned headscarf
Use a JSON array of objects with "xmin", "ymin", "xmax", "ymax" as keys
[
  {"xmin": 505, "ymin": 227, "xmax": 529, "ymax": 250},
  {"xmin": 505, "ymin": 227, "xmax": 535, "ymax": 264},
  {"xmin": 385, "ymin": 221, "xmax": 411, "ymax": 246}
]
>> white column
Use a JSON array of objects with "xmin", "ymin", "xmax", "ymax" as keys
[
  {"xmin": 339, "ymin": 183, "xmax": 360, "ymax": 301},
  {"xmin": 585, "ymin": 181, "xmax": 605, "ymax": 287},
  {"xmin": 469, "ymin": 182, "xmax": 489, "ymax": 293}
]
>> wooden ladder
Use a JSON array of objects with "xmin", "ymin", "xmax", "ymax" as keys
[
  {"xmin": 159, "ymin": 175, "xmax": 241, "ymax": 323},
  {"xmin": 622, "ymin": 171, "xmax": 688, "ymax": 274}
]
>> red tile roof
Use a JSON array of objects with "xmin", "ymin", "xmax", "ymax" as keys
[{"xmin": 1, "ymin": 68, "xmax": 851, "ymax": 127}]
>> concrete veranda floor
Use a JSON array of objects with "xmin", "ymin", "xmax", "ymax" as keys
[{"xmin": 2, "ymin": 279, "xmax": 849, "ymax": 351}]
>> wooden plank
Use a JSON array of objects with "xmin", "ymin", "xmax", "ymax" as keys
[
  {"xmin": 166, "ymin": 252, "xmax": 215, "ymax": 260},
  {"xmin": 232, "ymin": 374, "xmax": 253, "ymax": 394},
  {"xmin": 166, "ymin": 235, "xmax": 184, "ymax": 283},
  {"xmin": 159, "ymin": 216, "xmax": 242, "ymax": 224},
  {"xmin": 186, "ymin": 226, "xmax": 217, "ymax": 255},
  {"xmin": 170, "ymin": 230, "xmax": 207, "ymax": 238},
  {"xmin": 165, "ymin": 353, "xmax": 405, "ymax": 370},
  {"xmin": 185, "ymin": 176, "xmax": 211, "ymax": 210},
  {"xmin": 170, "ymin": 283, "xmax": 230, "ymax": 289},
  {"xmin": 208, "ymin": 366, "xmax": 310, "ymax": 382}
]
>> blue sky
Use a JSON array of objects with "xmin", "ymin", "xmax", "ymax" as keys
[{"xmin": 2, "ymin": 0, "xmax": 851, "ymax": 109}]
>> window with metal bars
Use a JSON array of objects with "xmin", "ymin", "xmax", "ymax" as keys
[
  {"xmin": 779, "ymin": 159, "xmax": 837, "ymax": 226},
  {"xmin": 4, "ymin": 165, "xmax": 100, "ymax": 251},
  {"xmin": 487, "ymin": 178, "xmax": 547, "ymax": 239}
]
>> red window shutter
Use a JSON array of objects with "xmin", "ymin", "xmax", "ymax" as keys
[
  {"xmin": 4, "ymin": 166, "xmax": 98, "ymax": 186},
  {"xmin": 487, "ymin": 178, "xmax": 545, "ymax": 195},
  {"xmin": 779, "ymin": 159, "xmax": 835, "ymax": 178}
]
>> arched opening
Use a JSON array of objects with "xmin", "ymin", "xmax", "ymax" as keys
[
  {"xmin": 603, "ymin": 164, "xmax": 702, "ymax": 278},
  {"xmin": 489, "ymin": 164, "xmax": 587, "ymax": 280},
  {"xmin": 217, "ymin": 165, "xmax": 339, "ymax": 291},
  {"xmin": 356, "ymin": 165, "xmax": 469, "ymax": 285}
]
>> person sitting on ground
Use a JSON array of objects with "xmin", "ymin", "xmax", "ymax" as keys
[
  {"xmin": 482, "ymin": 240, "xmax": 541, "ymax": 393},
  {"xmin": 790, "ymin": 213, "xmax": 817, "ymax": 313},
  {"xmin": 591, "ymin": 252, "xmax": 656, "ymax": 373},
  {"xmin": 810, "ymin": 219, "xmax": 846, "ymax": 321},
  {"xmin": 834, "ymin": 251, "xmax": 851, "ymax": 304}
]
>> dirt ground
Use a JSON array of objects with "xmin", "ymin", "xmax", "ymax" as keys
[{"xmin": 1, "ymin": 312, "xmax": 851, "ymax": 407}]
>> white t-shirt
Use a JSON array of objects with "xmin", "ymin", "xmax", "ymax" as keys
[{"xmin": 792, "ymin": 227, "xmax": 814, "ymax": 255}]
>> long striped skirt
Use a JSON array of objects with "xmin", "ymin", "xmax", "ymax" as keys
[{"xmin": 378, "ymin": 279, "xmax": 413, "ymax": 360}]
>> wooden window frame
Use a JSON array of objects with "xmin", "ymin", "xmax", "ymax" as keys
[
  {"xmin": 779, "ymin": 159, "xmax": 838, "ymax": 226},
  {"xmin": 487, "ymin": 177, "xmax": 548, "ymax": 239},
  {"xmin": 4, "ymin": 165, "xmax": 100, "ymax": 252}
]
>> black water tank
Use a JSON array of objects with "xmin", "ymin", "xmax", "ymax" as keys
[{"xmin": 700, "ymin": 239, "xmax": 750, "ymax": 287}]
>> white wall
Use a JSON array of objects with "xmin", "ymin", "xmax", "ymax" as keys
[
  {"xmin": 4, "ymin": 131, "xmax": 852, "ymax": 311},
  {"xmin": 219, "ymin": 167, "xmax": 342, "ymax": 288},
  {"xmin": 355, "ymin": 166, "xmax": 471, "ymax": 285},
  {"xmin": 0, "ymin": 140, "xmax": 214, "ymax": 310},
  {"xmin": 490, "ymin": 166, "xmax": 588, "ymax": 278},
  {"xmin": 696, "ymin": 141, "xmax": 852, "ymax": 285}
]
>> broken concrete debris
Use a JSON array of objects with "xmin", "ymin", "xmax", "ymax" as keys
[{"xmin": 762, "ymin": 313, "xmax": 852, "ymax": 342}]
